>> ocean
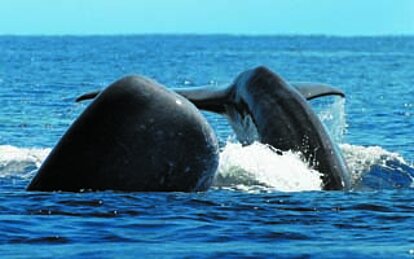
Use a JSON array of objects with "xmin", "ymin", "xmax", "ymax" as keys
[{"xmin": 0, "ymin": 35, "xmax": 413, "ymax": 257}]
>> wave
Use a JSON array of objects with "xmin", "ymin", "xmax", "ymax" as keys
[
  {"xmin": 0, "ymin": 142, "xmax": 412, "ymax": 192},
  {"xmin": 0, "ymin": 145, "xmax": 50, "ymax": 179},
  {"xmin": 341, "ymin": 144, "xmax": 414, "ymax": 190}
]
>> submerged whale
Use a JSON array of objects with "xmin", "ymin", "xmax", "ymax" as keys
[
  {"xmin": 27, "ymin": 76, "xmax": 219, "ymax": 192},
  {"xmin": 175, "ymin": 66, "xmax": 351, "ymax": 190}
]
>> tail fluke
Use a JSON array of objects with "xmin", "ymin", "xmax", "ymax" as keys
[
  {"xmin": 291, "ymin": 82, "xmax": 345, "ymax": 100},
  {"xmin": 173, "ymin": 85, "xmax": 230, "ymax": 114},
  {"xmin": 75, "ymin": 90, "xmax": 101, "ymax": 102}
]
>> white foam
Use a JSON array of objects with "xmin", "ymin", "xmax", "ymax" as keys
[
  {"xmin": 0, "ymin": 145, "xmax": 50, "ymax": 178},
  {"xmin": 340, "ymin": 143, "xmax": 408, "ymax": 184},
  {"xmin": 214, "ymin": 142, "xmax": 323, "ymax": 192}
]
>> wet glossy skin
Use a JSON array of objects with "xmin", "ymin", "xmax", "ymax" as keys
[{"xmin": 27, "ymin": 76, "xmax": 219, "ymax": 192}]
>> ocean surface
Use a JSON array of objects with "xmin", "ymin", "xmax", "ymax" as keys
[{"xmin": 0, "ymin": 35, "xmax": 413, "ymax": 257}]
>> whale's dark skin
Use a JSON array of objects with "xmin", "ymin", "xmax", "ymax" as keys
[
  {"xmin": 27, "ymin": 76, "xmax": 219, "ymax": 192},
  {"xmin": 176, "ymin": 67, "xmax": 351, "ymax": 190}
]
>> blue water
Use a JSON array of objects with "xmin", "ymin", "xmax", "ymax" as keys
[{"xmin": 0, "ymin": 35, "xmax": 414, "ymax": 257}]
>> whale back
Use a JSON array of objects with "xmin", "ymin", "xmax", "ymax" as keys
[{"xmin": 28, "ymin": 76, "xmax": 219, "ymax": 192}]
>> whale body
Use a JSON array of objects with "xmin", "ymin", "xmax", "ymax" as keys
[{"xmin": 27, "ymin": 76, "xmax": 219, "ymax": 192}]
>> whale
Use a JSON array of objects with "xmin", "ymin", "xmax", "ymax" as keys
[
  {"xmin": 175, "ymin": 66, "xmax": 351, "ymax": 190},
  {"xmin": 27, "ymin": 76, "xmax": 219, "ymax": 192},
  {"xmin": 71, "ymin": 67, "xmax": 351, "ymax": 190}
]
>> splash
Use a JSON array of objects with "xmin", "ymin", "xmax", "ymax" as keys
[
  {"xmin": 215, "ymin": 142, "xmax": 323, "ymax": 192},
  {"xmin": 340, "ymin": 144, "xmax": 404, "ymax": 178},
  {"xmin": 0, "ymin": 145, "xmax": 50, "ymax": 178},
  {"xmin": 340, "ymin": 144, "xmax": 414, "ymax": 189},
  {"xmin": 314, "ymin": 97, "xmax": 347, "ymax": 143},
  {"xmin": 315, "ymin": 97, "xmax": 414, "ymax": 189}
]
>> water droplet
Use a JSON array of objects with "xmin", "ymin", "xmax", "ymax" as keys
[{"xmin": 183, "ymin": 80, "xmax": 192, "ymax": 86}]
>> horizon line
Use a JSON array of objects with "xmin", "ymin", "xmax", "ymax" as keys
[{"xmin": 0, "ymin": 32, "xmax": 414, "ymax": 38}]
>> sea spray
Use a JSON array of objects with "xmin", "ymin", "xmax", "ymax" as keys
[{"xmin": 314, "ymin": 96, "xmax": 347, "ymax": 143}]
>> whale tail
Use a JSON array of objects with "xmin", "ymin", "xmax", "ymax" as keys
[
  {"xmin": 291, "ymin": 82, "xmax": 345, "ymax": 100},
  {"xmin": 173, "ymin": 84, "xmax": 231, "ymax": 114},
  {"xmin": 75, "ymin": 84, "xmax": 231, "ymax": 112},
  {"xmin": 173, "ymin": 82, "xmax": 345, "ymax": 114},
  {"xmin": 75, "ymin": 82, "xmax": 345, "ymax": 110}
]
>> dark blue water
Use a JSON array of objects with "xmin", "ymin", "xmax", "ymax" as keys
[{"xmin": 0, "ymin": 36, "xmax": 413, "ymax": 257}]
